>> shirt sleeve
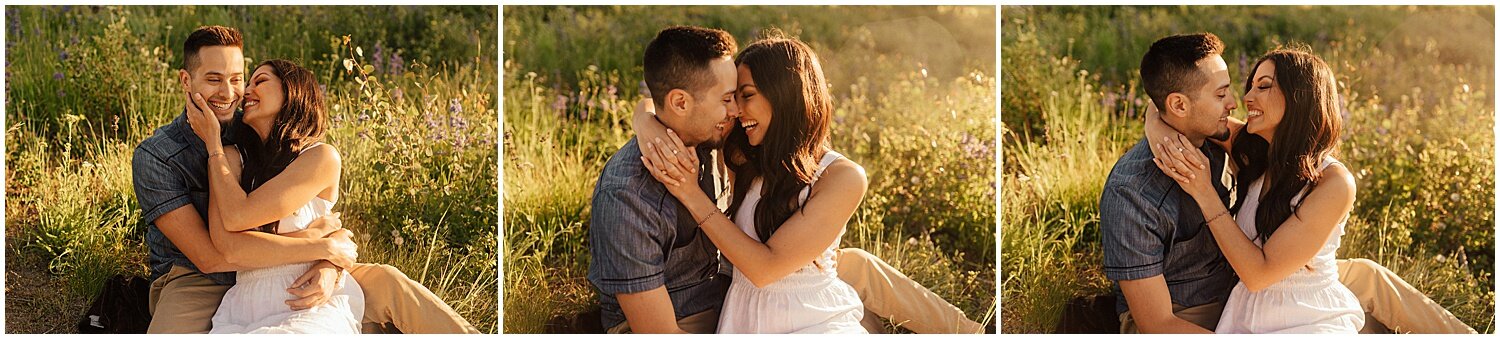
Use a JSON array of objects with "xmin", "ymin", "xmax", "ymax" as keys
[
  {"xmin": 1100, "ymin": 184, "xmax": 1168, "ymax": 281},
  {"xmin": 587, "ymin": 183, "xmax": 670, "ymax": 296},
  {"xmin": 133, "ymin": 146, "xmax": 193, "ymax": 225}
]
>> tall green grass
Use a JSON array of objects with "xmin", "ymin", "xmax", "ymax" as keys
[
  {"xmin": 503, "ymin": 5, "xmax": 997, "ymax": 333},
  {"xmin": 5, "ymin": 6, "xmax": 498, "ymax": 333},
  {"xmin": 1001, "ymin": 5, "xmax": 1494, "ymax": 333}
]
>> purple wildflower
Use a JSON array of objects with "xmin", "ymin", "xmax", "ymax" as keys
[
  {"xmin": 371, "ymin": 42, "xmax": 385, "ymax": 75},
  {"xmin": 448, "ymin": 98, "xmax": 462, "ymax": 113},
  {"xmin": 552, "ymin": 95, "xmax": 568, "ymax": 116},
  {"xmin": 424, "ymin": 111, "xmax": 440, "ymax": 129},
  {"xmin": 449, "ymin": 115, "xmax": 469, "ymax": 130},
  {"xmin": 388, "ymin": 52, "xmax": 404, "ymax": 76},
  {"xmin": 59, "ymin": 50, "xmax": 68, "ymax": 61},
  {"xmin": 53, "ymin": 72, "xmax": 63, "ymax": 80},
  {"xmin": 960, "ymin": 133, "xmax": 992, "ymax": 160}
]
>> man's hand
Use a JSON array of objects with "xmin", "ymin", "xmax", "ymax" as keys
[
  {"xmin": 324, "ymin": 229, "xmax": 359, "ymax": 269},
  {"xmin": 286, "ymin": 260, "xmax": 342, "ymax": 310}
]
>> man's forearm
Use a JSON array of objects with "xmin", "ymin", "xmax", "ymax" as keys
[
  {"xmin": 617, "ymin": 286, "xmax": 687, "ymax": 334},
  {"xmin": 1138, "ymin": 316, "xmax": 1213, "ymax": 334}
]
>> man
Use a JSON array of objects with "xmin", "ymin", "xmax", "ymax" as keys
[
  {"xmin": 1100, "ymin": 32, "xmax": 1475, "ymax": 334},
  {"xmin": 587, "ymin": 25, "xmax": 984, "ymax": 334},
  {"xmin": 133, "ymin": 25, "xmax": 477, "ymax": 333}
]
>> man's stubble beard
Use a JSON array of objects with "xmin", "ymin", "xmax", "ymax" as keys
[{"xmin": 1208, "ymin": 127, "xmax": 1231, "ymax": 142}]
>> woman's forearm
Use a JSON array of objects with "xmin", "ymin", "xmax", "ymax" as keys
[
  {"xmin": 205, "ymin": 151, "xmax": 261, "ymax": 232},
  {"xmin": 632, "ymin": 100, "xmax": 671, "ymax": 147},
  {"xmin": 1144, "ymin": 104, "xmax": 1175, "ymax": 141},
  {"xmin": 679, "ymin": 190, "xmax": 808, "ymax": 288},
  {"xmin": 207, "ymin": 196, "xmax": 337, "ymax": 268},
  {"xmin": 1196, "ymin": 198, "xmax": 1278, "ymax": 291}
]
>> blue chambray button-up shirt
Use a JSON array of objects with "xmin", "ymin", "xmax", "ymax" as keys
[
  {"xmin": 133, "ymin": 112, "xmax": 237, "ymax": 285},
  {"xmin": 587, "ymin": 137, "xmax": 731, "ymax": 330},
  {"xmin": 1100, "ymin": 138, "xmax": 1238, "ymax": 314}
]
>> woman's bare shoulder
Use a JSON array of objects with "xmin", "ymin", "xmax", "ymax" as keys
[
  {"xmin": 295, "ymin": 142, "xmax": 343, "ymax": 169},
  {"xmin": 817, "ymin": 157, "xmax": 868, "ymax": 193}
]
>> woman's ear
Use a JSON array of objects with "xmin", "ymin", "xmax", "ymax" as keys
[
  {"xmin": 665, "ymin": 88, "xmax": 694, "ymax": 117},
  {"xmin": 1164, "ymin": 92, "xmax": 1191, "ymax": 118}
]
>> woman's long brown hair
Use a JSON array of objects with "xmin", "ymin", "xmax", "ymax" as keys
[
  {"xmin": 1229, "ymin": 45, "xmax": 1342, "ymax": 244},
  {"xmin": 725, "ymin": 34, "xmax": 834, "ymax": 243},
  {"xmin": 229, "ymin": 59, "xmax": 328, "ymax": 233}
]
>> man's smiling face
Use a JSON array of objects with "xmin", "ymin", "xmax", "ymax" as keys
[{"xmin": 180, "ymin": 45, "xmax": 245, "ymax": 122}]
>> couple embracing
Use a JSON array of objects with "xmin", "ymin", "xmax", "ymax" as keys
[
  {"xmin": 134, "ymin": 26, "xmax": 476, "ymax": 333},
  {"xmin": 1101, "ymin": 32, "xmax": 1476, "ymax": 334},
  {"xmin": 586, "ymin": 26, "xmax": 986, "ymax": 334}
]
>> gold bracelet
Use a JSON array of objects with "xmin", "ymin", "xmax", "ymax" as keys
[
  {"xmin": 695, "ymin": 208, "xmax": 718, "ymax": 226},
  {"xmin": 1205, "ymin": 209, "xmax": 1230, "ymax": 225}
]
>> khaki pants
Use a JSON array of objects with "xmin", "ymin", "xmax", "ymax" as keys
[
  {"xmin": 1338, "ymin": 258, "xmax": 1476, "ymax": 334},
  {"xmin": 834, "ymin": 248, "xmax": 985, "ymax": 334},
  {"xmin": 147, "ymin": 264, "xmax": 479, "ymax": 333},
  {"xmin": 1118, "ymin": 259, "xmax": 1475, "ymax": 334}
]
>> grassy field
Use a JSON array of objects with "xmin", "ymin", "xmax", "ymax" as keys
[
  {"xmin": 1001, "ymin": 6, "xmax": 1495, "ymax": 333},
  {"xmin": 502, "ymin": 6, "xmax": 997, "ymax": 333},
  {"xmin": 4, "ymin": 6, "xmax": 498, "ymax": 333}
]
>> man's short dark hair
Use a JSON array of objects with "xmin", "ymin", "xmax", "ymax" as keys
[
  {"xmin": 643, "ymin": 26, "xmax": 737, "ymax": 108},
  {"xmin": 181, "ymin": 25, "xmax": 244, "ymax": 71},
  {"xmin": 1140, "ymin": 33, "xmax": 1224, "ymax": 111}
]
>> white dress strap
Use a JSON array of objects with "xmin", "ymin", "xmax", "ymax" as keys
[
  {"xmin": 799, "ymin": 151, "xmax": 844, "ymax": 205},
  {"xmin": 299, "ymin": 142, "xmax": 326, "ymax": 155},
  {"xmin": 1292, "ymin": 156, "xmax": 1342, "ymax": 206}
]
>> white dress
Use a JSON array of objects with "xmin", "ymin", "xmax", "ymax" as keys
[
  {"xmin": 716, "ymin": 151, "xmax": 866, "ymax": 334},
  {"xmin": 1216, "ymin": 157, "xmax": 1363, "ymax": 333},
  {"xmin": 210, "ymin": 144, "xmax": 365, "ymax": 334}
]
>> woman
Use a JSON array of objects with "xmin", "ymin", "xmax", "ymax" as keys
[
  {"xmin": 637, "ymin": 36, "xmax": 870, "ymax": 333},
  {"xmin": 1148, "ymin": 45, "xmax": 1364, "ymax": 333},
  {"xmin": 185, "ymin": 59, "xmax": 363, "ymax": 333}
]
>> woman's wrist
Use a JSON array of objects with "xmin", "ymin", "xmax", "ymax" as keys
[{"xmin": 1196, "ymin": 197, "xmax": 1228, "ymax": 221}]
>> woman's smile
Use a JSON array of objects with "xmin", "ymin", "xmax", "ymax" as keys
[{"xmin": 741, "ymin": 118, "xmax": 760, "ymax": 134}]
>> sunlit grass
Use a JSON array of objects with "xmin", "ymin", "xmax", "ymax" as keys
[
  {"xmin": 1001, "ymin": 5, "xmax": 1494, "ymax": 333},
  {"xmin": 502, "ymin": 5, "xmax": 997, "ymax": 333},
  {"xmin": 5, "ymin": 5, "xmax": 498, "ymax": 333}
]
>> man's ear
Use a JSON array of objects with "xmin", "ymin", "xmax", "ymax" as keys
[
  {"xmin": 1164, "ymin": 92, "xmax": 1191, "ymax": 118},
  {"xmin": 664, "ymin": 88, "xmax": 694, "ymax": 118},
  {"xmin": 178, "ymin": 69, "xmax": 191, "ymax": 91}
]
